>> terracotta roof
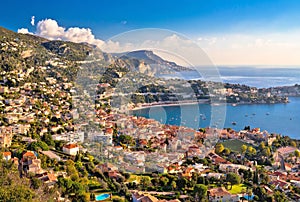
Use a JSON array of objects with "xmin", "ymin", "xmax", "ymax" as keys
[
  {"xmin": 2, "ymin": 151, "xmax": 11, "ymax": 157},
  {"xmin": 209, "ymin": 187, "xmax": 231, "ymax": 197},
  {"xmin": 23, "ymin": 151, "xmax": 35, "ymax": 157},
  {"xmin": 105, "ymin": 128, "xmax": 113, "ymax": 134},
  {"xmin": 63, "ymin": 143, "xmax": 78, "ymax": 149},
  {"xmin": 47, "ymin": 173, "xmax": 57, "ymax": 182}
]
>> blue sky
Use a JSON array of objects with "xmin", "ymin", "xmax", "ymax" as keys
[
  {"xmin": 2, "ymin": 0, "xmax": 300, "ymax": 65},
  {"xmin": 2, "ymin": 0, "xmax": 300, "ymax": 38}
]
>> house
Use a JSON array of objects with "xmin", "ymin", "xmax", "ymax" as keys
[
  {"xmin": 62, "ymin": 143, "xmax": 79, "ymax": 156},
  {"xmin": 208, "ymin": 187, "xmax": 240, "ymax": 202},
  {"xmin": 22, "ymin": 151, "xmax": 42, "ymax": 174},
  {"xmin": 132, "ymin": 192, "xmax": 158, "ymax": 202},
  {"xmin": 132, "ymin": 191, "xmax": 180, "ymax": 202},
  {"xmin": 219, "ymin": 163, "xmax": 252, "ymax": 173},
  {"xmin": 2, "ymin": 151, "xmax": 11, "ymax": 161},
  {"xmin": 37, "ymin": 172, "xmax": 58, "ymax": 187},
  {"xmin": 262, "ymin": 185, "xmax": 274, "ymax": 195},
  {"xmin": 40, "ymin": 151, "xmax": 61, "ymax": 161},
  {"xmin": 207, "ymin": 152, "xmax": 230, "ymax": 164},
  {"xmin": 181, "ymin": 167, "xmax": 195, "ymax": 179},
  {"xmin": 0, "ymin": 126, "xmax": 13, "ymax": 147},
  {"xmin": 97, "ymin": 162, "xmax": 118, "ymax": 173},
  {"xmin": 271, "ymin": 179, "xmax": 291, "ymax": 190},
  {"xmin": 0, "ymin": 86, "xmax": 8, "ymax": 94},
  {"xmin": 277, "ymin": 146, "xmax": 298, "ymax": 158},
  {"xmin": 93, "ymin": 132, "xmax": 113, "ymax": 145}
]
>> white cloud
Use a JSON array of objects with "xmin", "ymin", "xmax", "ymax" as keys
[
  {"xmin": 17, "ymin": 28, "xmax": 31, "ymax": 34},
  {"xmin": 36, "ymin": 19, "xmax": 65, "ymax": 40},
  {"xmin": 31, "ymin": 16, "xmax": 35, "ymax": 26},
  {"xmin": 33, "ymin": 19, "xmax": 104, "ymax": 46}
]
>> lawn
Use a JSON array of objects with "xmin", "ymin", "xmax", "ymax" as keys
[
  {"xmin": 127, "ymin": 174, "xmax": 139, "ymax": 182},
  {"xmin": 222, "ymin": 139, "xmax": 253, "ymax": 152},
  {"xmin": 228, "ymin": 184, "xmax": 247, "ymax": 194}
]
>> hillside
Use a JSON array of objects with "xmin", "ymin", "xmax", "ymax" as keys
[{"xmin": 119, "ymin": 50, "xmax": 191, "ymax": 75}]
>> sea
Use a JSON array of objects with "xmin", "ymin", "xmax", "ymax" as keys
[{"xmin": 132, "ymin": 67, "xmax": 300, "ymax": 139}]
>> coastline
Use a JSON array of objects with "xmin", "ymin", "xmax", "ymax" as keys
[
  {"xmin": 130, "ymin": 99, "xmax": 289, "ymax": 111},
  {"xmin": 130, "ymin": 99, "xmax": 210, "ymax": 111}
]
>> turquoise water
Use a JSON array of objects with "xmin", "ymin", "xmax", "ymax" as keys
[
  {"xmin": 133, "ymin": 97, "xmax": 300, "ymax": 139},
  {"xmin": 96, "ymin": 193, "xmax": 110, "ymax": 201}
]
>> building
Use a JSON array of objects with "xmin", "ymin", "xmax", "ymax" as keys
[
  {"xmin": 277, "ymin": 146, "xmax": 298, "ymax": 158},
  {"xmin": 93, "ymin": 133, "xmax": 113, "ymax": 145},
  {"xmin": 37, "ymin": 172, "xmax": 58, "ymax": 187},
  {"xmin": 208, "ymin": 187, "xmax": 239, "ymax": 202},
  {"xmin": 219, "ymin": 163, "xmax": 252, "ymax": 173},
  {"xmin": 62, "ymin": 143, "xmax": 79, "ymax": 156},
  {"xmin": 2, "ymin": 151, "xmax": 11, "ymax": 161},
  {"xmin": 132, "ymin": 191, "xmax": 180, "ymax": 202},
  {"xmin": 97, "ymin": 162, "xmax": 118, "ymax": 173},
  {"xmin": 0, "ymin": 126, "xmax": 13, "ymax": 147},
  {"xmin": 40, "ymin": 151, "xmax": 61, "ymax": 161},
  {"xmin": 22, "ymin": 151, "xmax": 42, "ymax": 174}
]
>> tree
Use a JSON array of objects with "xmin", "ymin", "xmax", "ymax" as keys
[
  {"xmin": 223, "ymin": 148, "xmax": 231, "ymax": 155},
  {"xmin": 215, "ymin": 143, "xmax": 224, "ymax": 154},
  {"xmin": 176, "ymin": 177, "xmax": 188, "ymax": 190},
  {"xmin": 295, "ymin": 150, "xmax": 300, "ymax": 159},
  {"xmin": 248, "ymin": 146, "xmax": 256, "ymax": 155},
  {"xmin": 259, "ymin": 142, "xmax": 265, "ymax": 150},
  {"xmin": 290, "ymin": 140, "xmax": 297, "ymax": 147},
  {"xmin": 241, "ymin": 145, "xmax": 248, "ymax": 154},
  {"xmin": 42, "ymin": 133, "xmax": 55, "ymax": 147},
  {"xmin": 159, "ymin": 176, "xmax": 169, "ymax": 187},
  {"xmin": 140, "ymin": 176, "xmax": 151, "ymax": 190},
  {"xmin": 119, "ymin": 134, "xmax": 135, "ymax": 146},
  {"xmin": 171, "ymin": 181, "xmax": 177, "ymax": 191},
  {"xmin": 262, "ymin": 147, "xmax": 271, "ymax": 157},
  {"xmin": 193, "ymin": 184, "xmax": 207, "ymax": 201},
  {"xmin": 226, "ymin": 172, "xmax": 241, "ymax": 189}
]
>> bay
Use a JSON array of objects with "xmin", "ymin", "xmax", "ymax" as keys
[{"xmin": 132, "ymin": 97, "xmax": 300, "ymax": 139}]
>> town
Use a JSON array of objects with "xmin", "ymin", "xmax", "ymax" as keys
[{"xmin": 1, "ymin": 26, "xmax": 300, "ymax": 202}]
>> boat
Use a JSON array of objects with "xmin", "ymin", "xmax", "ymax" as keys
[{"xmin": 232, "ymin": 122, "xmax": 237, "ymax": 125}]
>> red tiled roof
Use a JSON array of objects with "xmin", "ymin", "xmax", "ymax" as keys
[
  {"xmin": 23, "ymin": 151, "xmax": 35, "ymax": 157},
  {"xmin": 2, "ymin": 151, "xmax": 11, "ymax": 157},
  {"xmin": 64, "ymin": 143, "xmax": 78, "ymax": 149},
  {"xmin": 209, "ymin": 187, "xmax": 231, "ymax": 197},
  {"xmin": 47, "ymin": 173, "xmax": 57, "ymax": 182}
]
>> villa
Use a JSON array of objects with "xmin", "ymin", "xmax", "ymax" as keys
[
  {"xmin": 208, "ymin": 187, "xmax": 240, "ymax": 202},
  {"xmin": 62, "ymin": 143, "xmax": 79, "ymax": 156}
]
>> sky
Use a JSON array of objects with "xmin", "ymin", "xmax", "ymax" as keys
[{"xmin": 1, "ymin": 0, "xmax": 300, "ymax": 65}]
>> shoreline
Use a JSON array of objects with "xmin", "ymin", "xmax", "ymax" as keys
[
  {"xmin": 130, "ymin": 99, "xmax": 289, "ymax": 111},
  {"xmin": 131, "ymin": 99, "xmax": 210, "ymax": 111}
]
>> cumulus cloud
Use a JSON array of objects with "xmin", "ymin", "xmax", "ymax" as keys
[
  {"xmin": 17, "ymin": 28, "xmax": 33, "ymax": 34},
  {"xmin": 19, "ymin": 18, "xmax": 105, "ymax": 47},
  {"xmin": 17, "ymin": 28, "xmax": 30, "ymax": 34},
  {"xmin": 31, "ymin": 16, "xmax": 35, "ymax": 26}
]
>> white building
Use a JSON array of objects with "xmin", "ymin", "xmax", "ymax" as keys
[{"xmin": 63, "ymin": 143, "xmax": 79, "ymax": 156}]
